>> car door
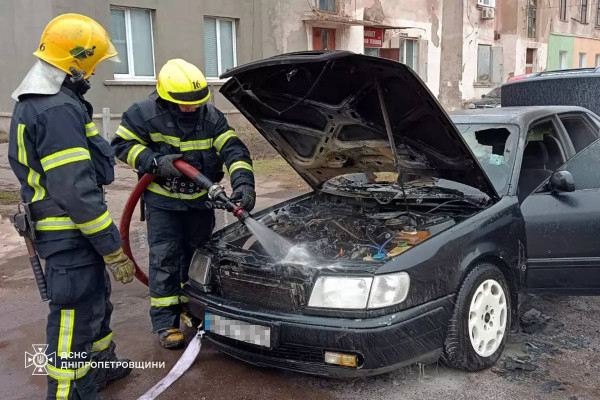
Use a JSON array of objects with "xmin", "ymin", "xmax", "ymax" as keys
[{"xmin": 521, "ymin": 130, "xmax": 600, "ymax": 295}]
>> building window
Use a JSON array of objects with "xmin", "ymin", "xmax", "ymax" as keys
[
  {"xmin": 528, "ymin": 1, "xmax": 537, "ymax": 38},
  {"xmin": 477, "ymin": 44, "xmax": 492, "ymax": 82},
  {"xmin": 110, "ymin": 7, "xmax": 155, "ymax": 79},
  {"xmin": 318, "ymin": 0, "xmax": 336, "ymax": 12},
  {"xmin": 364, "ymin": 47, "xmax": 380, "ymax": 57},
  {"xmin": 595, "ymin": 54, "xmax": 600, "ymax": 67},
  {"xmin": 477, "ymin": 0, "xmax": 495, "ymax": 7},
  {"xmin": 204, "ymin": 17, "xmax": 237, "ymax": 78},
  {"xmin": 404, "ymin": 39, "xmax": 418, "ymax": 71},
  {"xmin": 581, "ymin": 0, "xmax": 588, "ymax": 23},
  {"xmin": 597, "ymin": 1, "xmax": 600, "ymax": 25},
  {"xmin": 559, "ymin": 50, "xmax": 569, "ymax": 69},
  {"xmin": 312, "ymin": 28, "xmax": 336, "ymax": 50},
  {"xmin": 560, "ymin": 0, "xmax": 567, "ymax": 20},
  {"xmin": 579, "ymin": 52, "xmax": 587, "ymax": 67}
]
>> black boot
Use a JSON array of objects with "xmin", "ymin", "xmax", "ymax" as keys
[{"xmin": 92, "ymin": 341, "xmax": 132, "ymax": 392}]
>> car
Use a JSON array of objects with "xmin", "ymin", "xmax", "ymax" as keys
[
  {"xmin": 502, "ymin": 67, "xmax": 600, "ymax": 116},
  {"xmin": 469, "ymin": 86, "xmax": 501, "ymax": 109},
  {"xmin": 507, "ymin": 72, "xmax": 539, "ymax": 82},
  {"xmin": 183, "ymin": 51, "xmax": 600, "ymax": 377}
]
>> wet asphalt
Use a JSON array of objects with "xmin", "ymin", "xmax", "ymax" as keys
[{"xmin": 1, "ymin": 144, "xmax": 599, "ymax": 399}]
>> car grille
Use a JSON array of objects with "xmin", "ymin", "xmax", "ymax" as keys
[
  {"xmin": 215, "ymin": 269, "xmax": 307, "ymax": 312},
  {"xmin": 210, "ymin": 334, "xmax": 324, "ymax": 363}
]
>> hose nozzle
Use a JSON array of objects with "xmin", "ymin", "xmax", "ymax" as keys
[
  {"xmin": 173, "ymin": 160, "xmax": 251, "ymax": 223},
  {"xmin": 232, "ymin": 206, "xmax": 250, "ymax": 222}
]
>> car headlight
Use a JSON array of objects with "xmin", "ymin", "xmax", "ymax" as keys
[
  {"xmin": 188, "ymin": 250, "xmax": 212, "ymax": 288},
  {"xmin": 308, "ymin": 276, "xmax": 373, "ymax": 309},
  {"xmin": 308, "ymin": 272, "xmax": 410, "ymax": 310}
]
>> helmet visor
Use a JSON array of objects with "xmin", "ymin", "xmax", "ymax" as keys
[{"xmin": 168, "ymin": 86, "xmax": 210, "ymax": 102}]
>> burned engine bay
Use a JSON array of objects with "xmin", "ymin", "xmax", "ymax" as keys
[{"xmin": 213, "ymin": 184, "xmax": 488, "ymax": 265}]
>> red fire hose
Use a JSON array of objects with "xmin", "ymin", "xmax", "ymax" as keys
[{"xmin": 118, "ymin": 161, "xmax": 211, "ymax": 287}]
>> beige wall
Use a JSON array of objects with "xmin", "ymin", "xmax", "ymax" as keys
[{"xmin": 573, "ymin": 36, "xmax": 600, "ymax": 67}]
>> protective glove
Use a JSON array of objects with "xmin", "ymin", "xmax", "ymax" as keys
[
  {"xmin": 230, "ymin": 184, "xmax": 256, "ymax": 212},
  {"xmin": 103, "ymin": 247, "xmax": 135, "ymax": 284},
  {"xmin": 153, "ymin": 154, "xmax": 182, "ymax": 179}
]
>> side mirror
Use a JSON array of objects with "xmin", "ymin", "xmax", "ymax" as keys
[
  {"xmin": 481, "ymin": 94, "xmax": 487, "ymax": 98},
  {"xmin": 548, "ymin": 171, "xmax": 575, "ymax": 192}
]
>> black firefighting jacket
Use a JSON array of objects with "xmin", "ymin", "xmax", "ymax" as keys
[
  {"xmin": 110, "ymin": 91, "xmax": 254, "ymax": 211},
  {"xmin": 8, "ymin": 83, "xmax": 122, "ymax": 260}
]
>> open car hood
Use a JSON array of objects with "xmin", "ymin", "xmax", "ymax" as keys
[{"xmin": 220, "ymin": 51, "xmax": 498, "ymax": 199}]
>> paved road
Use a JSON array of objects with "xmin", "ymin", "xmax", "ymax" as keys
[{"xmin": 1, "ymin": 143, "xmax": 599, "ymax": 399}]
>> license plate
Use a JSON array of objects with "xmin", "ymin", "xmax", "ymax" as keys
[{"xmin": 204, "ymin": 312, "xmax": 271, "ymax": 348}]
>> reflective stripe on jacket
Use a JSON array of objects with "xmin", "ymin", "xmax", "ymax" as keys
[
  {"xmin": 8, "ymin": 85, "xmax": 122, "ymax": 258},
  {"xmin": 111, "ymin": 91, "xmax": 255, "ymax": 211}
]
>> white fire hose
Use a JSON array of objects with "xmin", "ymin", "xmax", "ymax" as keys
[{"xmin": 137, "ymin": 329, "xmax": 205, "ymax": 400}]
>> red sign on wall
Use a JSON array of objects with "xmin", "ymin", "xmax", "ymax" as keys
[{"xmin": 364, "ymin": 27, "xmax": 383, "ymax": 47}]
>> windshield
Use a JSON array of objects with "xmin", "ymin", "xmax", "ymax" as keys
[
  {"xmin": 455, "ymin": 123, "xmax": 519, "ymax": 195},
  {"xmin": 487, "ymin": 87, "xmax": 501, "ymax": 97}
]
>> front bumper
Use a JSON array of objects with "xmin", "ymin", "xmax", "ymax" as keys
[{"xmin": 183, "ymin": 284, "xmax": 454, "ymax": 377}]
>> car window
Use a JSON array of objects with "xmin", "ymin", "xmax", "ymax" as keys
[
  {"xmin": 518, "ymin": 120, "xmax": 567, "ymax": 199},
  {"xmin": 487, "ymin": 87, "xmax": 501, "ymax": 98},
  {"xmin": 559, "ymin": 114, "xmax": 598, "ymax": 152},
  {"xmin": 455, "ymin": 123, "xmax": 519, "ymax": 195},
  {"xmin": 559, "ymin": 138, "xmax": 600, "ymax": 190}
]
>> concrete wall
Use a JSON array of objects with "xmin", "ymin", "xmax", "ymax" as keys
[
  {"xmin": 260, "ymin": 0, "xmax": 309, "ymax": 57},
  {"xmin": 377, "ymin": 0, "xmax": 443, "ymax": 96},
  {"xmin": 459, "ymin": 0, "xmax": 548, "ymax": 103},
  {"xmin": 439, "ymin": 0, "xmax": 463, "ymax": 110},
  {"xmin": 550, "ymin": 0, "xmax": 600, "ymax": 38},
  {"xmin": 0, "ymin": 0, "xmax": 263, "ymax": 133}
]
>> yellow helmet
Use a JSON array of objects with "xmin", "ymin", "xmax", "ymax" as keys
[
  {"xmin": 156, "ymin": 59, "xmax": 211, "ymax": 105},
  {"xmin": 33, "ymin": 13, "xmax": 119, "ymax": 79}
]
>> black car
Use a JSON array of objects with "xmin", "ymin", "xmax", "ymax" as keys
[
  {"xmin": 502, "ymin": 67, "xmax": 600, "ymax": 116},
  {"xmin": 469, "ymin": 86, "xmax": 501, "ymax": 109},
  {"xmin": 183, "ymin": 51, "xmax": 600, "ymax": 377}
]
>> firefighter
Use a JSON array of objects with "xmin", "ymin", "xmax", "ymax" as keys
[
  {"xmin": 111, "ymin": 59, "xmax": 255, "ymax": 349},
  {"xmin": 8, "ymin": 14, "xmax": 135, "ymax": 399}
]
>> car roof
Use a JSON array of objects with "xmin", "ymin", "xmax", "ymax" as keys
[{"xmin": 450, "ymin": 106, "xmax": 591, "ymax": 126}]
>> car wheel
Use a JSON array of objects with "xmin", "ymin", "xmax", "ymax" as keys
[{"xmin": 442, "ymin": 263, "xmax": 511, "ymax": 371}]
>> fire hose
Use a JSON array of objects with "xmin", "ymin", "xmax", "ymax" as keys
[
  {"xmin": 119, "ymin": 161, "xmax": 251, "ymax": 399},
  {"xmin": 119, "ymin": 160, "xmax": 250, "ymax": 287}
]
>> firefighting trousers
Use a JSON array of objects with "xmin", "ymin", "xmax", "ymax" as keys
[
  {"xmin": 45, "ymin": 246, "xmax": 114, "ymax": 400},
  {"xmin": 146, "ymin": 204, "xmax": 215, "ymax": 332}
]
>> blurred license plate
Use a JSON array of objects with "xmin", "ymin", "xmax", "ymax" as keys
[{"xmin": 204, "ymin": 312, "xmax": 271, "ymax": 347}]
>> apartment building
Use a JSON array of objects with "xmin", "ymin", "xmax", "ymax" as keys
[{"xmin": 3, "ymin": 0, "xmax": 600, "ymax": 131}]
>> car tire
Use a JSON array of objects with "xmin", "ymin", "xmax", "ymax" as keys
[{"xmin": 442, "ymin": 263, "xmax": 511, "ymax": 371}]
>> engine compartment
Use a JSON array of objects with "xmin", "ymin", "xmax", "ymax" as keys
[{"xmin": 217, "ymin": 191, "xmax": 481, "ymax": 263}]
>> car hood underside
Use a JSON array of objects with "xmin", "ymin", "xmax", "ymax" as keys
[{"xmin": 220, "ymin": 51, "xmax": 498, "ymax": 199}]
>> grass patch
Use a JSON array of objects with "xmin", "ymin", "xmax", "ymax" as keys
[
  {"xmin": 0, "ymin": 130, "xmax": 8, "ymax": 144},
  {"xmin": 252, "ymin": 157, "xmax": 296, "ymax": 176},
  {"xmin": 0, "ymin": 190, "xmax": 20, "ymax": 205}
]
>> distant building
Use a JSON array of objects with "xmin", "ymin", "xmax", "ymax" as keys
[{"xmin": 3, "ymin": 0, "xmax": 600, "ymax": 132}]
